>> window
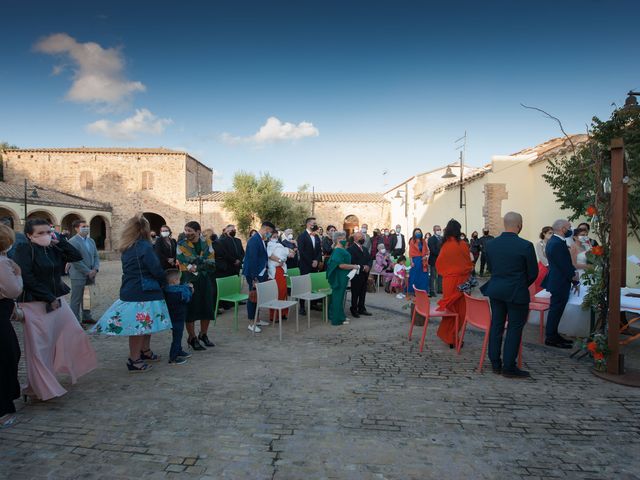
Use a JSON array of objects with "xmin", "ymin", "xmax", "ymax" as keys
[
  {"xmin": 80, "ymin": 171, "xmax": 93, "ymax": 190},
  {"xmin": 141, "ymin": 171, "xmax": 154, "ymax": 190}
]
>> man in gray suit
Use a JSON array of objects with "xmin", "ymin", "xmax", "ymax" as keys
[{"xmin": 68, "ymin": 219, "xmax": 100, "ymax": 324}]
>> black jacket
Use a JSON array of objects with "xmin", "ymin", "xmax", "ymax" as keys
[
  {"xmin": 297, "ymin": 230, "xmax": 322, "ymax": 274},
  {"xmin": 389, "ymin": 233, "xmax": 406, "ymax": 254},
  {"xmin": 347, "ymin": 243, "xmax": 371, "ymax": 276},
  {"xmin": 427, "ymin": 235, "xmax": 443, "ymax": 267},
  {"xmin": 480, "ymin": 232, "xmax": 538, "ymax": 305},
  {"xmin": 214, "ymin": 234, "xmax": 245, "ymax": 276},
  {"xmin": 154, "ymin": 237, "xmax": 178, "ymax": 270},
  {"xmin": 13, "ymin": 237, "xmax": 83, "ymax": 303},
  {"xmin": 321, "ymin": 236, "xmax": 334, "ymax": 257}
]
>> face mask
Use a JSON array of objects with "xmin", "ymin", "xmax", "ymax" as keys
[
  {"xmin": 80, "ymin": 227, "xmax": 90, "ymax": 236},
  {"xmin": 483, "ymin": 231, "xmax": 489, "ymax": 236},
  {"xmin": 396, "ymin": 228, "xmax": 401, "ymax": 233},
  {"xmin": 564, "ymin": 228, "xmax": 573, "ymax": 239},
  {"xmin": 380, "ymin": 248, "xmax": 386, "ymax": 254},
  {"xmin": 360, "ymin": 228, "xmax": 367, "ymax": 234},
  {"xmin": 31, "ymin": 234, "xmax": 52, "ymax": 247},
  {"xmin": 578, "ymin": 235, "xmax": 588, "ymax": 243},
  {"xmin": 161, "ymin": 231, "xmax": 170, "ymax": 238},
  {"xmin": 472, "ymin": 234, "xmax": 478, "ymax": 239},
  {"xmin": 434, "ymin": 230, "xmax": 441, "ymax": 236},
  {"xmin": 265, "ymin": 232, "xmax": 272, "ymax": 240},
  {"xmin": 384, "ymin": 232, "xmax": 389, "ymax": 236},
  {"xmin": 415, "ymin": 233, "xmax": 423, "ymax": 239},
  {"xmin": 310, "ymin": 225, "xmax": 318, "ymax": 231},
  {"xmin": 270, "ymin": 237, "xmax": 278, "ymax": 243},
  {"xmin": 229, "ymin": 230, "xmax": 236, "ymax": 237},
  {"xmin": 287, "ymin": 234, "xmax": 293, "ymax": 240},
  {"xmin": 339, "ymin": 240, "xmax": 347, "ymax": 247},
  {"xmin": 357, "ymin": 238, "xmax": 365, "ymax": 245}
]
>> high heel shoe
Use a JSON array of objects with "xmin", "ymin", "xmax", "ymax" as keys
[
  {"xmin": 188, "ymin": 336, "xmax": 206, "ymax": 351},
  {"xmin": 127, "ymin": 358, "xmax": 152, "ymax": 373},
  {"xmin": 198, "ymin": 333, "xmax": 215, "ymax": 347}
]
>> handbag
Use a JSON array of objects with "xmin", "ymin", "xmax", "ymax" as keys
[{"xmin": 135, "ymin": 243, "xmax": 161, "ymax": 292}]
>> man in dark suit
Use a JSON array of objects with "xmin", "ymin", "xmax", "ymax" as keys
[
  {"xmin": 541, "ymin": 219, "xmax": 577, "ymax": 348},
  {"xmin": 427, "ymin": 225, "xmax": 443, "ymax": 296},
  {"xmin": 297, "ymin": 217, "xmax": 323, "ymax": 314},
  {"xmin": 347, "ymin": 231, "xmax": 372, "ymax": 318},
  {"xmin": 242, "ymin": 221, "xmax": 274, "ymax": 333},
  {"xmin": 478, "ymin": 228, "xmax": 495, "ymax": 276},
  {"xmin": 214, "ymin": 224, "xmax": 245, "ymax": 277},
  {"xmin": 390, "ymin": 224, "xmax": 406, "ymax": 258},
  {"xmin": 481, "ymin": 212, "xmax": 538, "ymax": 378}
]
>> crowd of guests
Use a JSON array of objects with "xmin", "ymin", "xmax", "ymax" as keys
[{"xmin": 0, "ymin": 209, "xmax": 602, "ymax": 427}]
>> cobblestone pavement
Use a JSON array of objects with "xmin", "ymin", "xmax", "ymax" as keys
[{"xmin": 2, "ymin": 261, "xmax": 640, "ymax": 479}]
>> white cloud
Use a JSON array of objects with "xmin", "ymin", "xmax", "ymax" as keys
[
  {"xmin": 86, "ymin": 109, "xmax": 172, "ymax": 140},
  {"xmin": 222, "ymin": 116, "xmax": 319, "ymax": 144},
  {"xmin": 34, "ymin": 33, "xmax": 145, "ymax": 107}
]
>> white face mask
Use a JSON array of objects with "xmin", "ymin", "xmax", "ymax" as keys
[
  {"xmin": 361, "ymin": 228, "xmax": 367, "ymax": 234},
  {"xmin": 578, "ymin": 235, "xmax": 588, "ymax": 243},
  {"xmin": 80, "ymin": 226, "xmax": 90, "ymax": 236},
  {"xmin": 435, "ymin": 230, "xmax": 442, "ymax": 236},
  {"xmin": 270, "ymin": 237, "xmax": 278, "ymax": 243},
  {"xmin": 380, "ymin": 249, "xmax": 386, "ymax": 254},
  {"xmin": 287, "ymin": 234, "xmax": 293, "ymax": 240},
  {"xmin": 161, "ymin": 231, "xmax": 170, "ymax": 238},
  {"xmin": 396, "ymin": 228, "xmax": 401, "ymax": 233}
]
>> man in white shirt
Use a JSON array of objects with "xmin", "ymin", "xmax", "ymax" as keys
[{"xmin": 390, "ymin": 224, "xmax": 405, "ymax": 257}]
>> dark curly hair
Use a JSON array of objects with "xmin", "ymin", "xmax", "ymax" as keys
[{"xmin": 443, "ymin": 219, "xmax": 462, "ymax": 242}]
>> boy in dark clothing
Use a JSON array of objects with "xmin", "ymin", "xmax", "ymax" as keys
[{"xmin": 164, "ymin": 269, "xmax": 193, "ymax": 365}]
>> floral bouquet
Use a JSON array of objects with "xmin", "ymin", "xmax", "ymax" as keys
[{"xmin": 577, "ymin": 333, "xmax": 609, "ymax": 371}]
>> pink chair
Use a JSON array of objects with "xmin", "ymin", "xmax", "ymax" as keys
[
  {"xmin": 460, "ymin": 294, "xmax": 522, "ymax": 373},
  {"xmin": 528, "ymin": 284, "xmax": 550, "ymax": 344},
  {"xmin": 408, "ymin": 287, "xmax": 458, "ymax": 352}
]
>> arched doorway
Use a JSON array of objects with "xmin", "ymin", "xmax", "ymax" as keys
[
  {"xmin": 61, "ymin": 213, "xmax": 85, "ymax": 235},
  {"xmin": 142, "ymin": 212, "xmax": 166, "ymax": 235},
  {"xmin": 90, "ymin": 216, "xmax": 111, "ymax": 251},
  {"xmin": 27, "ymin": 210, "xmax": 56, "ymax": 225},
  {"xmin": 343, "ymin": 214, "xmax": 360, "ymax": 237},
  {"xmin": 0, "ymin": 207, "xmax": 20, "ymax": 229}
]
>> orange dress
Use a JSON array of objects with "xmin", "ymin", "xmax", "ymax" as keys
[{"xmin": 436, "ymin": 238, "xmax": 473, "ymax": 346}]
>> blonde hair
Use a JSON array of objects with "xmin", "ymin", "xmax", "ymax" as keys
[
  {"xmin": 0, "ymin": 224, "xmax": 15, "ymax": 252},
  {"xmin": 119, "ymin": 214, "xmax": 151, "ymax": 252}
]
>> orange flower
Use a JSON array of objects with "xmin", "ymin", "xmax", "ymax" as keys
[
  {"xmin": 593, "ymin": 352, "xmax": 605, "ymax": 361},
  {"xmin": 586, "ymin": 205, "xmax": 597, "ymax": 216},
  {"xmin": 592, "ymin": 246, "xmax": 604, "ymax": 256},
  {"xmin": 587, "ymin": 342, "xmax": 597, "ymax": 353}
]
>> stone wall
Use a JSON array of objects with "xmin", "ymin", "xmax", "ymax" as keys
[
  {"xmin": 3, "ymin": 150, "xmax": 213, "ymax": 246},
  {"xmin": 482, "ymin": 183, "xmax": 508, "ymax": 234}
]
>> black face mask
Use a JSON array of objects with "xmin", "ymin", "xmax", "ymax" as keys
[
  {"xmin": 311, "ymin": 225, "xmax": 319, "ymax": 231},
  {"xmin": 229, "ymin": 230, "xmax": 236, "ymax": 237},
  {"xmin": 357, "ymin": 238, "xmax": 365, "ymax": 245}
]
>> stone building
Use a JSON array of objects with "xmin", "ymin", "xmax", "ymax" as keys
[
  {"xmin": 1, "ymin": 147, "xmax": 392, "ymax": 248},
  {"xmin": 192, "ymin": 191, "xmax": 390, "ymax": 235},
  {"xmin": 0, "ymin": 181, "xmax": 112, "ymax": 248},
  {"xmin": 2, "ymin": 147, "xmax": 212, "ymax": 247}
]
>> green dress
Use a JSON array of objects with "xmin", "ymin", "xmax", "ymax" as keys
[{"xmin": 326, "ymin": 247, "xmax": 351, "ymax": 325}]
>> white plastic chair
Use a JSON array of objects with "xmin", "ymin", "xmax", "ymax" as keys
[
  {"xmin": 290, "ymin": 274, "xmax": 328, "ymax": 330},
  {"xmin": 369, "ymin": 271, "xmax": 382, "ymax": 293},
  {"xmin": 255, "ymin": 280, "xmax": 298, "ymax": 341}
]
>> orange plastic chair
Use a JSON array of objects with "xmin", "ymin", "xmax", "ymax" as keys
[
  {"xmin": 408, "ymin": 287, "xmax": 458, "ymax": 352},
  {"xmin": 528, "ymin": 284, "xmax": 550, "ymax": 344},
  {"xmin": 460, "ymin": 294, "xmax": 523, "ymax": 372}
]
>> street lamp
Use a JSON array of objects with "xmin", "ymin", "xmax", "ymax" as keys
[
  {"xmin": 441, "ymin": 151, "xmax": 465, "ymax": 209},
  {"xmin": 394, "ymin": 184, "xmax": 409, "ymax": 236}
]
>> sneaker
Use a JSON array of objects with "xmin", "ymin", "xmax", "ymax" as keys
[
  {"xmin": 248, "ymin": 325, "xmax": 262, "ymax": 333},
  {"xmin": 169, "ymin": 357, "xmax": 188, "ymax": 365},
  {"xmin": 256, "ymin": 320, "xmax": 270, "ymax": 326},
  {"xmin": 342, "ymin": 320, "xmax": 350, "ymax": 325},
  {"xmin": 177, "ymin": 350, "xmax": 192, "ymax": 359},
  {"xmin": 395, "ymin": 294, "xmax": 405, "ymax": 299},
  {"xmin": 0, "ymin": 414, "xmax": 17, "ymax": 429}
]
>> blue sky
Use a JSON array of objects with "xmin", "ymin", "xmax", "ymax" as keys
[{"xmin": 1, "ymin": 1, "xmax": 638, "ymax": 192}]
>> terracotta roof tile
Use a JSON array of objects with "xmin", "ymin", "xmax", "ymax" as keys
[
  {"xmin": 0, "ymin": 183, "xmax": 111, "ymax": 211},
  {"xmin": 511, "ymin": 134, "xmax": 589, "ymax": 165},
  {"xmin": 190, "ymin": 191, "xmax": 387, "ymax": 203},
  {"xmin": 4, "ymin": 147, "xmax": 187, "ymax": 155}
]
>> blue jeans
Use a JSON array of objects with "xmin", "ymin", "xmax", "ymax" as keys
[
  {"xmin": 169, "ymin": 317, "xmax": 185, "ymax": 361},
  {"xmin": 246, "ymin": 274, "xmax": 268, "ymax": 320}
]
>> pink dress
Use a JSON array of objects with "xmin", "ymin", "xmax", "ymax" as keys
[{"xmin": 20, "ymin": 298, "xmax": 97, "ymax": 400}]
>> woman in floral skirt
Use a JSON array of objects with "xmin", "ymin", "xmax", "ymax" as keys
[{"xmin": 92, "ymin": 215, "xmax": 171, "ymax": 372}]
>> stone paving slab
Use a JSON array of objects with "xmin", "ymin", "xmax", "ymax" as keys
[{"xmin": 1, "ymin": 261, "xmax": 640, "ymax": 479}]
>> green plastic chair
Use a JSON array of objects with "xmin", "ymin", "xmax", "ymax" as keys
[
  {"xmin": 215, "ymin": 275, "xmax": 249, "ymax": 331},
  {"xmin": 307, "ymin": 272, "xmax": 331, "ymax": 323},
  {"xmin": 286, "ymin": 267, "xmax": 301, "ymax": 288}
]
